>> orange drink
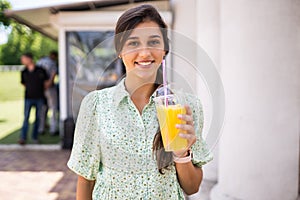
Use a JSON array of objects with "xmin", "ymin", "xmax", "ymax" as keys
[{"xmin": 154, "ymin": 95, "xmax": 188, "ymax": 151}]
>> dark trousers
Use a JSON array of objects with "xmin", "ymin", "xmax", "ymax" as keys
[{"xmin": 21, "ymin": 98, "xmax": 43, "ymax": 140}]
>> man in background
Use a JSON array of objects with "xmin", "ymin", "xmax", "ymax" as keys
[
  {"xmin": 37, "ymin": 51, "xmax": 58, "ymax": 136},
  {"xmin": 20, "ymin": 53, "xmax": 50, "ymax": 145}
]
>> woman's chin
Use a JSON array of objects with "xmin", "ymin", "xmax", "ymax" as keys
[
  {"xmin": 132, "ymin": 70, "xmax": 157, "ymax": 81},
  {"xmin": 137, "ymin": 73, "xmax": 155, "ymax": 80},
  {"xmin": 126, "ymin": 66, "xmax": 158, "ymax": 80}
]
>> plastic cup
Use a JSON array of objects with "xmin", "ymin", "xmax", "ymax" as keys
[{"xmin": 153, "ymin": 94, "xmax": 188, "ymax": 151}]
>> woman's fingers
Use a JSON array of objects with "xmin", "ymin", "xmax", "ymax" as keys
[
  {"xmin": 184, "ymin": 105, "xmax": 193, "ymax": 116},
  {"xmin": 176, "ymin": 124, "xmax": 194, "ymax": 133},
  {"xmin": 179, "ymin": 132, "xmax": 196, "ymax": 141},
  {"xmin": 175, "ymin": 104, "xmax": 197, "ymax": 149},
  {"xmin": 179, "ymin": 132, "xmax": 197, "ymax": 147},
  {"xmin": 176, "ymin": 123, "xmax": 197, "ymax": 146},
  {"xmin": 178, "ymin": 105, "xmax": 194, "ymax": 126},
  {"xmin": 177, "ymin": 114, "xmax": 193, "ymax": 124}
]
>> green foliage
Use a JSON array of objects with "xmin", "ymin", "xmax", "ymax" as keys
[
  {"xmin": 0, "ymin": 23, "xmax": 58, "ymax": 64},
  {"xmin": 0, "ymin": 0, "xmax": 11, "ymax": 28},
  {"xmin": 0, "ymin": 0, "xmax": 58, "ymax": 65}
]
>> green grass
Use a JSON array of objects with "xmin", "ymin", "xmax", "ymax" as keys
[
  {"xmin": 0, "ymin": 71, "xmax": 24, "ymax": 102},
  {"xmin": 0, "ymin": 71, "xmax": 60, "ymax": 144}
]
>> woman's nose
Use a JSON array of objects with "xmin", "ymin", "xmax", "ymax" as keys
[{"xmin": 138, "ymin": 47, "xmax": 151, "ymax": 58}]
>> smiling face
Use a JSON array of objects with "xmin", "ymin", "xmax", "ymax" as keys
[{"xmin": 120, "ymin": 20, "xmax": 166, "ymax": 81}]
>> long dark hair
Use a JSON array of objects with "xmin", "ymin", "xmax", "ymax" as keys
[{"xmin": 114, "ymin": 4, "xmax": 172, "ymax": 174}]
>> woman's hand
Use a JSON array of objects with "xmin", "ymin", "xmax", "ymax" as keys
[
  {"xmin": 173, "ymin": 105, "xmax": 197, "ymax": 157},
  {"xmin": 173, "ymin": 105, "xmax": 203, "ymax": 195}
]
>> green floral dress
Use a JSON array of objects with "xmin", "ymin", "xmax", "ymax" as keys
[{"xmin": 67, "ymin": 78, "xmax": 212, "ymax": 200}]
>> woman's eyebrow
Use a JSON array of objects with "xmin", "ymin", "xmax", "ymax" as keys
[
  {"xmin": 149, "ymin": 35, "xmax": 161, "ymax": 39},
  {"xmin": 126, "ymin": 35, "xmax": 161, "ymax": 41},
  {"xmin": 127, "ymin": 36, "xmax": 139, "ymax": 40}
]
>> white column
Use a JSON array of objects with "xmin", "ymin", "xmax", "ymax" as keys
[
  {"xmin": 170, "ymin": 0, "xmax": 197, "ymax": 92},
  {"xmin": 196, "ymin": 0, "xmax": 221, "ymax": 183},
  {"xmin": 171, "ymin": 2, "xmax": 225, "ymax": 200},
  {"xmin": 211, "ymin": 0, "xmax": 300, "ymax": 200},
  {"xmin": 58, "ymin": 28, "xmax": 68, "ymax": 127}
]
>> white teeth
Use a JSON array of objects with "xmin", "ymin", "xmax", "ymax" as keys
[{"xmin": 137, "ymin": 61, "xmax": 152, "ymax": 66}]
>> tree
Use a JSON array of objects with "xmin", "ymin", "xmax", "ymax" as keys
[
  {"xmin": 0, "ymin": 0, "xmax": 57, "ymax": 65},
  {"xmin": 0, "ymin": 0, "xmax": 10, "ymax": 28}
]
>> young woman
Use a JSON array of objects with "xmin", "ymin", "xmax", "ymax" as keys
[{"xmin": 68, "ymin": 4, "xmax": 212, "ymax": 200}]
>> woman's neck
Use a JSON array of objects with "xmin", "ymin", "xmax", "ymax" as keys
[{"xmin": 124, "ymin": 75, "xmax": 157, "ymax": 99}]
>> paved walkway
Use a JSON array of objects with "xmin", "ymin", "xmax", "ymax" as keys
[
  {"xmin": 0, "ymin": 146, "xmax": 214, "ymax": 200},
  {"xmin": 0, "ymin": 148, "xmax": 76, "ymax": 200}
]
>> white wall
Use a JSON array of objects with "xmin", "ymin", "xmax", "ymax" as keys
[
  {"xmin": 195, "ymin": 0, "xmax": 221, "ymax": 183},
  {"xmin": 171, "ymin": 0, "xmax": 223, "ymax": 185},
  {"xmin": 171, "ymin": 1, "xmax": 222, "ymax": 200},
  {"xmin": 170, "ymin": 0, "xmax": 197, "ymax": 94},
  {"xmin": 211, "ymin": 0, "xmax": 300, "ymax": 199}
]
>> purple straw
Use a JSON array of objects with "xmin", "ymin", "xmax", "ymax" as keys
[{"xmin": 162, "ymin": 59, "xmax": 168, "ymax": 107}]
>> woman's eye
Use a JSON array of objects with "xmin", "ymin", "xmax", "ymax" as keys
[
  {"xmin": 128, "ymin": 41, "xmax": 139, "ymax": 47},
  {"xmin": 148, "ymin": 40, "xmax": 161, "ymax": 46}
]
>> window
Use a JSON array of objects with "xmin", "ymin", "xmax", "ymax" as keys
[{"xmin": 66, "ymin": 31, "xmax": 125, "ymax": 118}]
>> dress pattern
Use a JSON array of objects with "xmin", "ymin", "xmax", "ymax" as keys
[{"xmin": 67, "ymin": 78, "xmax": 213, "ymax": 200}]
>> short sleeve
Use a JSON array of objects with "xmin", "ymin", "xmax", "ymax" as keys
[
  {"xmin": 67, "ymin": 91, "xmax": 101, "ymax": 180},
  {"xmin": 190, "ymin": 98, "xmax": 213, "ymax": 168}
]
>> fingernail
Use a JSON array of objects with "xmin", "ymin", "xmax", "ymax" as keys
[
  {"xmin": 179, "ymin": 133, "xmax": 184, "ymax": 137},
  {"xmin": 175, "ymin": 124, "xmax": 180, "ymax": 128},
  {"xmin": 177, "ymin": 114, "xmax": 182, "ymax": 118}
]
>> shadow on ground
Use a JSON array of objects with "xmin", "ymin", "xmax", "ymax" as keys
[{"xmin": 0, "ymin": 150, "xmax": 76, "ymax": 200}]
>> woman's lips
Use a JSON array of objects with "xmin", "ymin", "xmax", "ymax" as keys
[{"xmin": 134, "ymin": 60, "xmax": 155, "ymax": 68}]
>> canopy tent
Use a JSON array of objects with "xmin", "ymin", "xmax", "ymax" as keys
[{"xmin": 5, "ymin": 0, "xmax": 170, "ymax": 40}]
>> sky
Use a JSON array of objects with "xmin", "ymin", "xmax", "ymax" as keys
[
  {"xmin": 0, "ymin": 26, "xmax": 11, "ymax": 45},
  {"xmin": 1, "ymin": 0, "xmax": 90, "ymax": 44}
]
